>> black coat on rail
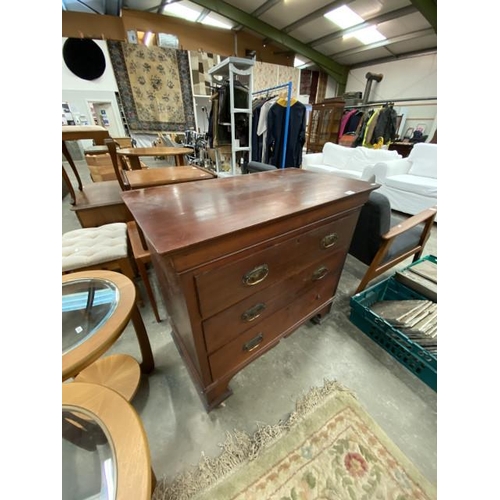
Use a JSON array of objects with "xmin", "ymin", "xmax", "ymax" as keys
[{"xmin": 265, "ymin": 100, "xmax": 306, "ymax": 168}]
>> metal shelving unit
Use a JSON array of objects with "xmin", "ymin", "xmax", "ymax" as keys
[{"xmin": 208, "ymin": 57, "xmax": 254, "ymax": 177}]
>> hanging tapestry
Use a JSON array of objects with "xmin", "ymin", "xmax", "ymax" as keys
[
  {"xmin": 107, "ymin": 41, "xmax": 195, "ymax": 132},
  {"xmin": 277, "ymin": 65, "xmax": 300, "ymax": 97},
  {"xmin": 253, "ymin": 61, "xmax": 279, "ymax": 93},
  {"xmin": 189, "ymin": 51, "xmax": 218, "ymax": 96},
  {"xmin": 253, "ymin": 61, "xmax": 300, "ymax": 97}
]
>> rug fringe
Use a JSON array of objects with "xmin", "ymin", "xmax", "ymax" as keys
[{"xmin": 153, "ymin": 379, "xmax": 354, "ymax": 500}]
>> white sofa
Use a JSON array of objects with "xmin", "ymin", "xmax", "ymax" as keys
[
  {"xmin": 373, "ymin": 143, "xmax": 437, "ymax": 217},
  {"xmin": 301, "ymin": 142, "xmax": 402, "ymax": 182}
]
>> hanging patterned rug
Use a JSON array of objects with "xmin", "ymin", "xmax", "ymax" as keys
[
  {"xmin": 153, "ymin": 380, "xmax": 436, "ymax": 500},
  {"xmin": 107, "ymin": 41, "xmax": 195, "ymax": 132}
]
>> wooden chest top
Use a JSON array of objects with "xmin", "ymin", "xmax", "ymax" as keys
[{"xmin": 121, "ymin": 169, "xmax": 376, "ymax": 257}]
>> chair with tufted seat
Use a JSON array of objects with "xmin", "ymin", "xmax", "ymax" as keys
[
  {"xmin": 62, "ymin": 222, "xmax": 162, "ymax": 322},
  {"xmin": 62, "ymin": 222, "xmax": 136, "ymax": 280}
]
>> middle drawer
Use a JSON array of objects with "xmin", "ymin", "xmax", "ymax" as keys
[
  {"xmin": 194, "ymin": 211, "xmax": 358, "ymax": 318},
  {"xmin": 203, "ymin": 251, "xmax": 345, "ymax": 354}
]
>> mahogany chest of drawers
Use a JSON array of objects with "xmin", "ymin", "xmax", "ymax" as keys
[{"xmin": 122, "ymin": 169, "xmax": 377, "ymax": 411}]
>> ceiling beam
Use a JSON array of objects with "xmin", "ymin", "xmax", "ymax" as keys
[
  {"xmin": 196, "ymin": 8, "xmax": 210, "ymax": 22},
  {"xmin": 410, "ymin": 0, "xmax": 437, "ymax": 32},
  {"xmin": 156, "ymin": 0, "xmax": 169, "ymax": 14},
  {"xmin": 310, "ymin": 5, "xmax": 417, "ymax": 47},
  {"xmin": 328, "ymin": 28, "xmax": 435, "ymax": 58},
  {"xmin": 233, "ymin": 0, "xmax": 283, "ymax": 32},
  {"xmin": 188, "ymin": 0, "xmax": 348, "ymax": 84},
  {"xmin": 282, "ymin": 0, "xmax": 353, "ymax": 34},
  {"xmin": 253, "ymin": 0, "xmax": 283, "ymax": 18}
]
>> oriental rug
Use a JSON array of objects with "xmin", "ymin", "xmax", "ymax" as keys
[
  {"xmin": 153, "ymin": 380, "xmax": 436, "ymax": 500},
  {"xmin": 107, "ymin": 41, "xmax": 195, "ymax": 132}
]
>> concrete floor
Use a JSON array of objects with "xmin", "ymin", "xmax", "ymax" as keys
[{"xmin": 62, "ymin": 158, "xmax": 437, "ymax": 491}]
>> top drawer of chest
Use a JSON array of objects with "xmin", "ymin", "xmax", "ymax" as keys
[{"xmin": 193, "ymin": 210, "xmax": 358, "ymax": 318}]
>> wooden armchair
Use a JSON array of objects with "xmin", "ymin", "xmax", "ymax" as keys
[{"xmin": 348, "ymin": 191, "xmax": 437, "ymax": 294}]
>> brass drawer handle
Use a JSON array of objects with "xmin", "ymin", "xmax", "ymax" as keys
[
  {"xmin": 312, "ymin": 266, "xmax": 328, "ymax": 281},
  {"xmin": 241, "ymin": 303, "xmax": 266, "ymax": 322},
  {"xmin": 242, "ymin": 264, "xmax": 269, "ymax": 286},
  {"xmin": 321, "ymin": 232, "xmax": 338, "ymax": 249},
  {"xmin": 243, "ymin": 333, "xmax": 263, "ymax": 352}
]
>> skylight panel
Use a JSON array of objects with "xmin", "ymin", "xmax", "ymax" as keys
[
  {"xmin": 349, "ymin": 26, "xmax": 386, "ymax": 44},
  {"xmin": 162, "ymin": 2, "xmax": 200, "ymax": 22},
  {"xmin": 325, "ymin": 5, "xmax": 386, "ymax": 45},
  {"xmin": 201, "ymin": 16, "xmax": 233, "ymax": 30},
  {"xmin": 324, "ymin": 5, "xmax": 364, "ymax": 29}
]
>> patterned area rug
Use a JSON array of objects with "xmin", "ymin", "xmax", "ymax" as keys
[
  {"xmin": 107, "ymin": 41, "xmax": 195, "ymax": 132},
  {"xmin": 153, "ymin": 380, "xmax": 436, "ymax": 500}
]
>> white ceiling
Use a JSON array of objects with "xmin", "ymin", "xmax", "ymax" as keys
[{"xmin": 62, "ymin": 0, "xmax": 437, "ymax": 71}]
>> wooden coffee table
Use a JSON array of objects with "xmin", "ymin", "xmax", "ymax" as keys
[{"xmin": 62, "ymin": 381, "xmax": 155, "ymax": 500}]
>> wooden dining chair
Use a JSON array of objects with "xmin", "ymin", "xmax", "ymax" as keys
[
  {"xmin": 126, "ymin": 221, "xmax": 162, "ymax": 323},
  {"xmin": 106, "ymin": 138, "xmax": 132, "ymax": 191},
  {"xmin": 348, "ymin": 191, "xmax": 437, "ymax": 294}
]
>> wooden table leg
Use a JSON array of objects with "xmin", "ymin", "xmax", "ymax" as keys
[
  {"xmin": 62, "ymin": 165, "xmax": 77, "ymax": 205},
  {"xmin": 128, "ymin": 156, "xmax": 143, "ymax": 170},
  {"xmin": 62, "ymin": 141, "xmax": 83, "ymax": 192},
  {"xmin": 175, "ymin": 154, "xmax": 185, "ymax": 166},
  {"xmin": 130, "ymin": 304, "xmax": 155, "ymax": 373}
]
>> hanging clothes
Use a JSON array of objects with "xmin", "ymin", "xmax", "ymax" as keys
[
  {"xmin": 251, "ymin": 96, "xmax": 275, "ymax": 162},
  {"xmin": 344, "ymin": 110, "xmax": 364, "ymax": 134},
  {"xmin": 256, "ymin": 96, "xmax": 278, "ymax": 162},
  {"xmin": 339, "ymin": 109, "xmax": 358, "ymax": 138},
  {"xmin": 208, "ymin": 79, "xmax": 250, "ymax": 148},
  {"xmin": 371, "ymin": 104, "xmax": 398, "ymax": 145},
  {"xmin": 363, "ymin": 107, "xmax": 382, "ymax": 147},
  {"xmin": 265, "ymin": 98, "xmax": 306, "ymax": 168}
]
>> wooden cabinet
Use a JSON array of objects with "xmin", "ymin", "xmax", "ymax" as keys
[
  {"xmin": 122, "ymin": 169, "xmax": 376, "ymax": 411},
  {"xmin": 306, "ymin": 98, "xmax": 345, "ymax": 153}
]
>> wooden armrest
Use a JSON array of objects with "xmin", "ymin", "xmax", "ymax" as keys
[
  {"xmin": 126, "ymin": 221, "xmax": 149, "ymax": 260},
  {"xmin": 382, "ymin": 206, "xmax": 437, "ymax": 241}
]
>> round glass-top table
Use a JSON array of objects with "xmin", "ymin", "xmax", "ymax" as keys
[
  {"xmin": 62, "ymin": 270, "xmax": 154, "ymax": 381},
  {"xmin": 62, "ymin": 382, "xmax": 154, "ymax": 500}
]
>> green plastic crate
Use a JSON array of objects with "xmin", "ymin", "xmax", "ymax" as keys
[{"xmin": 349, "ymin": 256, "xmax": 437, "ymax": 391}]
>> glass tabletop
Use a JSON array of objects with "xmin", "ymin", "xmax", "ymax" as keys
[
  {"xmin": 62, "ymin": 407, "xmax": 116, "ymax": 500},
  {"xmin": 62, "ymin": 278, "xmax": 119, "ymax": 355}
]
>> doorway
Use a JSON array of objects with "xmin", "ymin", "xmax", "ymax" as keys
[{"xmin": 87, "ymin": 101, "xmax": 121, "ymax": 138}]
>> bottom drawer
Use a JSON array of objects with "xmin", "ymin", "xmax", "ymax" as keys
[{"xmin": 208, "ymin": 270, "xmax": 340, "ymax": 381}]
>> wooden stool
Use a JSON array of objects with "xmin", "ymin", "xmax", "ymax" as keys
[{"xmin": 74, "ymin": 354, "xmax": 141, "ymax": 401}]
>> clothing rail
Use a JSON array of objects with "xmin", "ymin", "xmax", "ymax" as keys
[
  {"xmin": 252, "ymin": 81, "xmax": 292, "ymax": 169},
  {"xmin": 345, "ymin": 97, "xmax": 437, "ymax": 109}
]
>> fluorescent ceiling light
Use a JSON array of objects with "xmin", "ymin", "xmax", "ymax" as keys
[
  {"xmin": 162, "ymin": 3, "xmax": 200, "ymax": 22},
  {"xmin": 324, "ymin": 5, "xmax": 363, "ymax": 29},
  {"xmin": 294, "ymin": 56, "xmax": 307, "ymax": 67},
  {"xmin": 201, "ymin": 16, "xmax": 233, "ymax": 30},
  {"xmin": 345, "ymin": 26, "xmax": 386, "ymax": 44}
]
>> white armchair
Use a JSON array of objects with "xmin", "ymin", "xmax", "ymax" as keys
[{"xmin": 373, "ymin": 143, "xmax": 437, "ymax": 217}]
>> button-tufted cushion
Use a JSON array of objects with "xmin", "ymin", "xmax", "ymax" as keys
[{"xmin": 62, "ymin": 223, "xmax": 128, "ymax": 272}]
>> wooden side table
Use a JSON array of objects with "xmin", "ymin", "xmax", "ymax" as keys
[
  {"xmin": 62, "ymin": 270, "xmax": 154, "ymax": 381},
  {"xmin": 388, "ymin": 142, "xmax": 414, "ymax": 158}
]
